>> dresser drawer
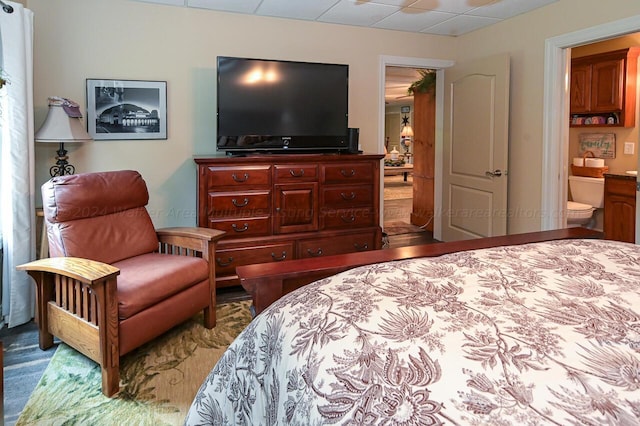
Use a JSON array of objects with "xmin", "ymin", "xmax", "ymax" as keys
[
  {"xmin": 322, "ymin": 163, "xmax": 374, "ymax": 184},
  {"xmin": 297, "ymin": 231, "xmax": 376, "ymax": 258},
  {"xmin": 215, "ymin": 242, "xmax": 294, "ymax": 276},
  {"xmin": 322, "ymin": 185, "xmax": 373, "ymax": 208},
  {"xmin": 209, "ymin": 191, "xmax": 270, "ymax": 217},
  {"xmin": 274, "ymin": 164, "xmax": 318, "ymax": 182},
  {"xmin": 206, "ymin": 165, "xmax": 271, "ymax": 188},
  {"xmin": 209, "ymin": 216, "xmax": 270, "ymax": 238},
  {"xmin": 321, "ymin": 208, "xmax": 376, "ymax": 229}
]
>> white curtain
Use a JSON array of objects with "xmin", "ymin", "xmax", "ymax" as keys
[{"xmin": 0, "ymin": 1, "xmax": 36, "ymax": 327}]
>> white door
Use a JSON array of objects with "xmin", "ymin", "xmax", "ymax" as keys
[{"xmin": 441, "ymin": 54, "xmax": 510, "ymax": 241}]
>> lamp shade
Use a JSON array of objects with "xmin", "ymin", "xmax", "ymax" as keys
[
  {"xmin": 400, "ymin": 125, "xmax": 414, "ymax": 138},
  {"xmin": 35, "ymin": 97, "xmax": 92, "ymax": 143}
]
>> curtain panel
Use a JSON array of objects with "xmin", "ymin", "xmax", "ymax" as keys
[{"xmin": 0, "ymin": 1, "xmax": 36, "ymax": 327}]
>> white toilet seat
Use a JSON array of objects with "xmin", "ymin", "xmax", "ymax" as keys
[{"xmin": 567, "ymin": 201, "xmax": 594, "ymax": 220}]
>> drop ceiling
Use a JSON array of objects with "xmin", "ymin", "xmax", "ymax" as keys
[{"xmin": 132, "ymin": 0, "xmax": 558, "ymax": 37}]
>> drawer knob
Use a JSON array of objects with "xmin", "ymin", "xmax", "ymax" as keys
[
  {"xmin": 271, "ymin": 251, "xmax": 287, "ymax": 261},
  {"xmin": 216, "ymin": 256, "xmax": 234, "ymax": 267},
  {"xmin": 232, "ymin": 197, "xmax": 249, "ymax": 207},
  {"xmin": 341, "ymin": 215, "xmax": 356, "ymax": 223},
  {"xmin": 232, "ymin": 172, "xmax": 249, "ymax": 183},
  {"xmin": 340, "ymin": 192, "xmax": 356, "ymax": 200},
  {"xmin": 340, "ymin": 169, "xmax": 356, "ymax": 177},
  {"xmin": 289, "ymin": 169, "xmax": 305, "ymax": 177},
  {"xmin": 354, "ymin": 243, "xmax": 369, "ymax": 251},
  {"xmin": 232, "ymin": 223, "xmax": 249, "ymax": 232},
  {"xmin": 306, "ymin": 248, "xmax": 323, "ymax": 257}
]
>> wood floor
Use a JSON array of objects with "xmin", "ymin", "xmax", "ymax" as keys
[{"xmin": 1, "ymin": 178, "xmax": 432, "ymax": 425}]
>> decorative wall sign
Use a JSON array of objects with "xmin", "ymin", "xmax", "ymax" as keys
[
  {"xmin": 86, "ymin": 79, "xmax": 167, "ymax": 140},
  {"xmin": 578, "ymin": 133, "xmax": 616, "ymax": 158}
]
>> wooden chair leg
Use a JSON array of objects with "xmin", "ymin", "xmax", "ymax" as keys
[
  {"xmin": 203, "ymin": 306, "xmax": 215, "ymax": 329},
  {"xmin": 95, "ymin": 276, "xmax": 121, "ymax": 397},
  {"xmin": 32, "ymin": 272, "xmax": 55, "ymax": 350},
  {"xmin": 101, "ymin": 364, "xmax": 120, "ymax": 397}
]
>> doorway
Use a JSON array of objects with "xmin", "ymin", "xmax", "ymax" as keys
[
  {"xmin": 542, "ymin": 17, "xmax": 640, "ymax": 233},
  {"xmin": 383, "ymin": 66, "xmax": 421, "ymax": 229},
  {"xmin": 379, "ymin": 56, "xmax": 454, "ymax": 241}
]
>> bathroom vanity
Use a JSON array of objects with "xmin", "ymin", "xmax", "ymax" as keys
[{"xmin": 603, "ymin": 173, "xmax": 636, "ymax": 243}]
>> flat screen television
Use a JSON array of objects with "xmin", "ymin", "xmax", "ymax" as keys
[{"xmin": 216, "ymin": 56, "xmax": 349, "ymax": 154}]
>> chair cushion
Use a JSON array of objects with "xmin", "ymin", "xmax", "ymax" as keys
[
  {"xmin": 42, "ymin": 170, "xmax": 159, "ymax": 263},
  {"xmin": 113, "ymin": 253, "xmax": 210, "ymax": 319},
  {"xmin": 43, "ymin": 170, "xmax": 150, "ymax": 222}
]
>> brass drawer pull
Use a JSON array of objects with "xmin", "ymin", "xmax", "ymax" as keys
[
  {"xmin": 232, "ymin": 223, "xmax": 249, "ymax": 232},
  {"xmin": 341, "ymin": 215, "xmax": 356, "ymax": 223},
  {"xmin": 354, "ymin": 243, "xmax": 369, "ymax": 251},
  {"xmin": 306, "ymin": 248, "xmax": 323, "ymax": 257},
  {"xmin": 232, "ymin": 198, "xmax": 249, "ymax": 207},
  {"xmin": 340, "ymin": 192, "xmax": 356, "ymax": 200},
  {"xmin": 289, "ymin": 169, "xmax": 305, "ymax": 177},
  {"xmin": 232, "ymin": 172, "xmax": 249, "ymax": 183},
  {"xmin": 216, "ymin": 256, "xmax": 233, "ymax": 267},
  {"xmin": 271, "ymin": 251, "xmax": 287, "ymax": 261},
  {"xmin": 340, "ymin": 169, "xmax": 356, "ymax": 177}
]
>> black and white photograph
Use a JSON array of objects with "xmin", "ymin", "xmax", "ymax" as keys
[{"xmin": 86, "ymin": 79, "xmax": 167, "ymax": 140}]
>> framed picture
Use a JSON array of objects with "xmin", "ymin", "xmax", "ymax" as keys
[
  {"xmin": 86, "ymin": 79, "xmax": 167, "ymax": 140},
  {"xmin": 400, "ymin": 106, "xmax": 410, "ymax": 113}
]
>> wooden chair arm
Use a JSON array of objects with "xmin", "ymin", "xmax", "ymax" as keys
[
  {"xmin": 156, "ymin": 227, "xmax": 225, "ymax": 253},
  {"xmin": 17, "ymin": 257, "xmax": 120, "ymax": 285}
]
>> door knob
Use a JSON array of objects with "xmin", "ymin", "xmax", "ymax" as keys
[{"xmin": 485, "ymin": 169, "xmax": 503, "ymax": 177}]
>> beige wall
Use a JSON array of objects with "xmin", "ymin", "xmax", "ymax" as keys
[
  {"xmin": 26, "ymin": 0, "xmax": 640, "ymax": 233},
  {"xmin": 451, "ymin": 0, "xmax": 640, "ymax": 233},
  {"xmin": 28, "ymin": 0, "xmax": 456, "ymax": 227}
]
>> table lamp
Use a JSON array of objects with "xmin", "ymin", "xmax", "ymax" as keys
[{"xmin": 35, "ymin": 97, "xmax": 92, "ymax": 176}]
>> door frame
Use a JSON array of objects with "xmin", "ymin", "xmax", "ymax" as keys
[
  {"xmin": 379, "ymin": 55, "xmax": 454, "ymax": 240},
  {"xmin": 542, "ymin": 15, "xmax": 640, "ymax": 231}
]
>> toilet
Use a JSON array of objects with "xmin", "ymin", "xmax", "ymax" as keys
[{"xmin": 567, "ymin": 175, "xmax": 605, "ymax": 227}]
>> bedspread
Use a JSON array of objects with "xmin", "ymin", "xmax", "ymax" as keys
[{"xmin": 186, "ymin": 239, "xmax": 640, "ymax": 425}]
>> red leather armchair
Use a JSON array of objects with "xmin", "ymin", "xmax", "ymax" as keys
[{"xmin": 17, "ymin": 170, "xmax": 224, "ymax": 396}]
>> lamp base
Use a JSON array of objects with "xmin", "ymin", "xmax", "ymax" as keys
[{"xmin": 49, "ymin": 142, "xmax": 75, "ymax": 177}]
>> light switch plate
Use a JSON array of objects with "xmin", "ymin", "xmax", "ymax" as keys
[{"xmin": 624, "ymin": 142, "xmax": 635, "ymax": 155}]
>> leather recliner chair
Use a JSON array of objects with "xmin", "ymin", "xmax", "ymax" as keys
[{"xmin": 18, "ymin": 170, "xmax": 225, "ymax": 396}]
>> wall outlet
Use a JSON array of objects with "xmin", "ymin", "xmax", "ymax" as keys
[{"xmin": 624, "ymin": 142, "xmax": 635, "ymax": 155}]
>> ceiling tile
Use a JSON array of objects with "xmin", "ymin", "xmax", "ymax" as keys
[
  {"xmin": 469, "ymin": 0, "xmax": 558, "ymax": 19},
  {"xmin": 422, "ymin": 14, "xmax": 500, "ymax": 37},
  {"xmin": 186, "ymin": 0, "xmax": 262, "ymax": 14},
  {"xmin": 318, "ymin": 0, "xmax": 400, "ymax": 27},
  {"xmin": 256, "ymin": 0, "xmax": 339, "ymax": 20},
  {"xmin": 129, "ymin": 0, "xmax": 559, "ymax": 37},
  {"xmin": 374, "ymin": 10, "xmax": 455, "ymax": 33},
  {"xmin": 410, "ymin": 0, "xmax": 494, "ymax": 14},
  {"xmin": 132, "ymin": 0, "xmax": 186, "ymax": 5}
]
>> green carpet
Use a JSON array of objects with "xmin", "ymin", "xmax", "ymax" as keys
[{"xmin": 17, "ymin": 300, "xmax": 253, "ymax": 425}]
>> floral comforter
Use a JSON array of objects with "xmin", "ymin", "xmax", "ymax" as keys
[{"xmin": 186, "ymin": 239, "xmax": 640, "ymax": 425}]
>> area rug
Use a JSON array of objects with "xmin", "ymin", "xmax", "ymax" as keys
[
  {"xmin": 16, "ymin": 300, "xmax": 253, "ymax": 425},
  {"xmin": 383, "ymin": 220, "xmax": 426, "ymax": 236},
  {"xmin": 383, "ymin": 175, "xmax": 413, "ymax": 200}
]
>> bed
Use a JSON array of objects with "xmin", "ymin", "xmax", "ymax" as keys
[{"xmin": 186, "ymin": 231, "xmax": 640, "ymax": 425}]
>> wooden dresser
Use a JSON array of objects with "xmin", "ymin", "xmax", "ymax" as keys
[{"xmin": 195, "ymin": 153, "xmax": 384, "ymax": 288}]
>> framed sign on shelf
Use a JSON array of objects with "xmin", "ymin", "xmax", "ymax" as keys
[{"xmin": 86, "ymin": 79, "xmax": 167, "ymax": 140}]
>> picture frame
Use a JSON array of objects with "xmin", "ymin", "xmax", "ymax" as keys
[
  {"xmin": 86, "ymin": 79, "xmax": 167, "ymax": 140},
  {"xmin": 578, "ymin": 132, "xmax": 616, "ymax": 159}
]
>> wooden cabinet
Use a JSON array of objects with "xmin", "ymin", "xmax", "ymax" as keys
[
  {"xmin": 570, "ymin": 47, "xmax": 640, "ymax": 127},
  {"xmin": 604, "ymin": 174, "xmax": 636, "ymax": 243},
  {"xmin": 411, "ymin": 90, "xmax": 435, "ymax": 230},
  {"xmin": 196, "ymin": 154, "xmax": 384, "ymax": 287}
]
